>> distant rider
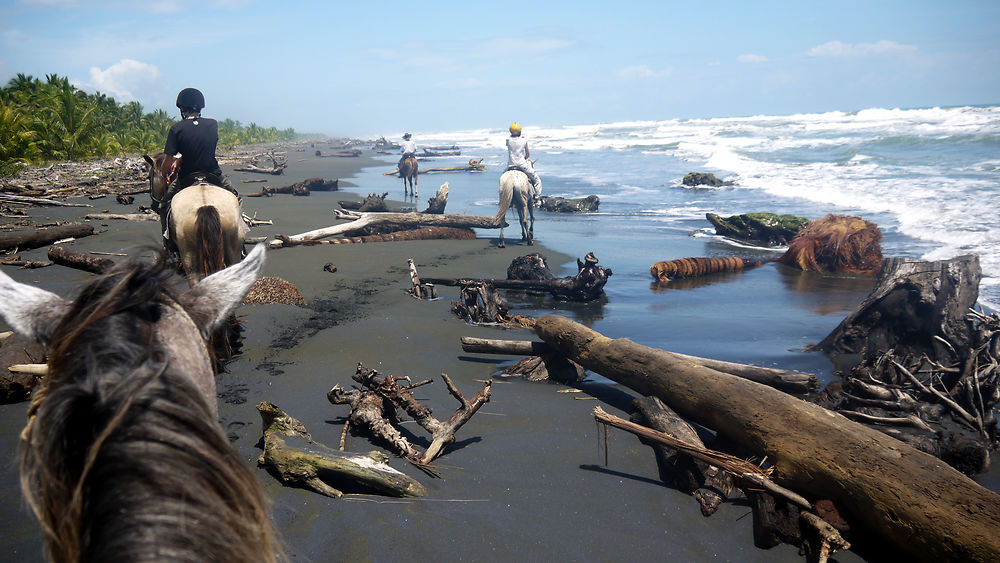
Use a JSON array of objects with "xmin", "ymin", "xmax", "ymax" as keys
[
  {"xmin": 399, "ymin": 132, "xmax": 417, "ymax": 171},
  {"xmin": 157, "ymin": 88, "xmax": 238, "ymax": 244},
  {"xmin": 505, "ymin": 122, "xmax": 542, "ymax": 203}
]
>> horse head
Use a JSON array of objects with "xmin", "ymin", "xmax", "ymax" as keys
[
  {"xmin": 0, "ymin": 244, "xmax": 280, "ymax": 562},
  {"xmin": 143, "ymin": 152, "xmax": 180, "ymax": 206}
]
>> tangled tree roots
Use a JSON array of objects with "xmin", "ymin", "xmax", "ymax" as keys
[
  {"xmin": 777, "ymin": 214, "xmax": 883, "ymax": 274},
  {"xmin": 650, "ymin": 256, "xmax": 764, "ymax": 282}
]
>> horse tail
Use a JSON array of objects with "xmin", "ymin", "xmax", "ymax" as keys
[
  {"xmin": 196, "ymin": 206, "xmax": 226, "ymax": 279},
  {"xmin": 496, "ymin": 174, "xmax": 514, "ymax": 221}
]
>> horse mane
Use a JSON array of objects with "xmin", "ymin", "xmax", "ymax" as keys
[{"xmin": 21, "ymin": 248, "xmax": 281, "ymax": 562}]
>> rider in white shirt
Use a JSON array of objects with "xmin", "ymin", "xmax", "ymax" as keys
[
  {"xmin": 399, "ymin": 133, "xmax": 417, "ymax": 171},
  {"xmin": 505, "ymin": 122, "xmax": 541, "ymax": 202}
]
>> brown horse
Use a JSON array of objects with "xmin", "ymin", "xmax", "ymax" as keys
[
  {"xmin": 144, "ymin": 153, "xmax": 246, "ymax": 286},
  {"xmin": 496, "ymin": 169, "xmax": 535, "ymax": 248},
  {"xmin": 399, "ymin": 155, "xmax": 418, "ymax": 197},
  {"xmin": 0, "ymin": 245, "xmax": 283, "ymax": 563}
]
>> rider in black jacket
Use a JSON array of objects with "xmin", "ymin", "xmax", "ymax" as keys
[{"xmin": 158, "ymin": 88, "xmax": 238, "ymax": 241}]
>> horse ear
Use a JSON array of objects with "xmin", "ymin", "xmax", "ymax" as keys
[
  {"xmin": 0, "ymin": 269, "xmax": 68, "ymax": 345},
  {"xmin": 176, "ymin": 244, "xmax": 266, "ymax": 337},
  {"xmin": 143, "ymin": 154, "xmax": 154, "ymax": 168}
]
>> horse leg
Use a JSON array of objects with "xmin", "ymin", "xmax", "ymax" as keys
[
  {"xmin": 527, "ymin": 199, "xmax": 535, "ymax": 244},
  {"xmin": 413, "ymin": 172, "xmax": 418, "ymax": 198}
]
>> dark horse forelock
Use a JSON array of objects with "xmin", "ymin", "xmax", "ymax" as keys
[{"xmin": 20, "ymin": 249, "xmax": 279, "ymax": 563}]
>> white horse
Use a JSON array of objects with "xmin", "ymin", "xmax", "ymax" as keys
[{"xmin": 496, "ymin": 169, "xmax": 535, "ymax": 248}]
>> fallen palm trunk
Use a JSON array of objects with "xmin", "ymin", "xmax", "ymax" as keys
[
  {"xmin": 534, "ymin": 314, "xmax": 1000, "ymax": 561},
  {"xmin": 256, "ymin": 401, "xmax": 426, "ymax": 498},
  {"xmin": 47, "ymin": 245, "xmax": 114, "ymax": 274},
  {"xmin": 0, "ymin": 224, "xmax": 95, "ymax": 252},
  {"xmin": 460, "ymin": 337, "xmax": 816, "ymax": 393},
  {"xmin": 269, "ymin": 210, "xmax": 504, "ymax": 248},
  {"xmin": 650, "ymin": 256, "xmax": 765, "ymax": 282},
  {"xmin": 83, "ymin": 213, "xmax": 157, "ymax": 221}
]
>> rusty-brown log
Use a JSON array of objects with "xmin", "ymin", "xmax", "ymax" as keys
[
  {"xmin": 47, "ymin": 245, "xmax": 114, "ymax": 274},
  {"xmin": 0, "ymin": 224, "xmax": 95, "ymax": 252},
  {"xmin": 650, "ymin": 256, "xmax": 764, "ymax": 282}
]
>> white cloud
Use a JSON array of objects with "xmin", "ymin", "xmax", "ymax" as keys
[
  {"xmin": 738, "ymin": 53, "xmax": 768, "ymax": 64},
  {"xmin": 807, "ymin": 40, "xmax": 917, "ymax": 57},
  {"xmin": 85, "ymin": 59, "xmax": 163, "ymax": 102},
  {"xmin": 618, "ymin": 65, "xmax": 671, "ymax": 79}
]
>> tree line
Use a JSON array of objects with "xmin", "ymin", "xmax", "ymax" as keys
[{"xmin": 0, "ymin": 73, "xmax": 304, "ymax": 176}]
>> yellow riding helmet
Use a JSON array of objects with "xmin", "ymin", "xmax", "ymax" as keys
[{"xmin": 509, "ymin": 122, "xmax": 522, "ymax": 136}]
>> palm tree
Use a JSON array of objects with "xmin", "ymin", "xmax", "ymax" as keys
[{"xmin": 36, "ymin": 81, "xmax": 98, "ymax": 160}]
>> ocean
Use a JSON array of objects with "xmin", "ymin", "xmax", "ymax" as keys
[{"xmin": 355, "ymin": 104, "xmax": 1000, "ymax": 387}]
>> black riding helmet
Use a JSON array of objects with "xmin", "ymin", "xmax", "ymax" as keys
[{"xmin": 175, "ymin": 88, "xmax": 205, "ymax": 111}]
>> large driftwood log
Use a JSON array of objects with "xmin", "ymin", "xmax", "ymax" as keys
[
  {"xmin": 0, "ymin": 193, "xmax": 92, "ymax": 207},
  {"xmin": 0, "ymin": 224, "xmax": 95, "ymax": 252},
  {"xmin": 269, "ymin": 210, "xmax": 505, "ymax": 248},
  {"xmin": 535, "ymin": 315, "xmax": 1000, "ymax": 561},
  {"xmin": 47, "ymin": 245, "xmax": 114, "ymax": 274},
  {"xmin": 255, "ymin": 401, "xmax": 426, "ymax": 498},
  {"xmin": 817, "ymin": 255, "xmax": 980, "ymax": 364},
  {"xmin": 459, "ymin": 337, "xmax": 816, "ymax": 393}
]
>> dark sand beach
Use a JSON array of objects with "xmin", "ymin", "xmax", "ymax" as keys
[{"xmin": 0, "ymin": 141, "xmax": 969, "ymax": 561}]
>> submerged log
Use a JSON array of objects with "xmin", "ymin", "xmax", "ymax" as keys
[
  {"xmin": 650, "ymin": 256, "xmax": 765, "ymax": 282},
  {"xmin": 536, "ymin": 315, "xmax": 1000, "ymax": 561},
  {"xmin": 255, "ymin": 401, "xmax": 426, "ymax": 498},
  {"xmin": 0, "ymin": 224, "xmax": 95, "ymax": 252}
]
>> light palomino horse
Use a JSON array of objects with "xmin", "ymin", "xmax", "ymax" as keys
[
  {"xmin": 0, "ymin": 245, "xmax": 284, "ymax": 563},
  {"xmin": 399, "ymin": 155, "xmax": 418, "ymax": 197},
  {"xmin": 144, "ymin": 152, "xmax": 247, "ymax": 285},
  {"xmin": 496, "ymin": 169, "xmax": 535, "ymax": 248}
]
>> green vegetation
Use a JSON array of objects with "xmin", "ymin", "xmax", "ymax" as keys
[{"xmin": 0, "ymin": 73, "xmax": 303, "ymax": 177}]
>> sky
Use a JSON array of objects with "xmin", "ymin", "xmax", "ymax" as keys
[{"xmin": 1, "ymin": 0, "xmax": 998, "ymax": 138}]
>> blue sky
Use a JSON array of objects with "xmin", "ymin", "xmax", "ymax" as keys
[{"xmin": 2, "ymin": 0, "xmax": 997, "ymax": 137}]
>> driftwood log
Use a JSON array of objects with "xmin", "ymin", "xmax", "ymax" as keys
[
  {"xmin": 630, "ymin": 396, "xmax": 734, "ymax": 516},
  {"xmin": 245, "ymin": 177, "xmax": 338, "ymax": 197},
  {"xmin": 47, "ymin": 245, "xmax": 114, "ymax": 274},
  {"xmin": 0, "ymin": 256, "xmax": 51, "ymax": 269},
  {"xmin": 425, "ymin": 253, "xmax": 613, "ymax": 302},
  {"xmin": 268, "ymin": 210, "xmax": 505, "ymax": 248},
  {"xmin": 327, "ymin": 363, "xmax": 492, "ymax": 465},
  {"xmin": 817, "ymin": 255, "xmax": 980, "ymax": 364},
  {"xmin": 0, "ymin": 224, "xmax": 95, "ymax": 252},
  {"xmin": 459, "ymin": 337, "xmax": 816, "ymax": 393},
  {"xmin": 82, "ymin": 213, "xmax": 157, "ymax": 222},
  {"xmin": 422, "ymin": 182, "xmax": 449, "ymax": 214},
  {"xmin": 256, "ymin": 401, "xmax": 426, "ymax": 498},
  {"xmin": 534, "ymin": 314, "xmax": 1000, "ymax": 561},
  {"xmin": 233, "ymin": 151, "xmax": 287, "ymax": 175},
  {"xmin": 0, "ymin": 193, "xmax": 92, "ymax": 207}
]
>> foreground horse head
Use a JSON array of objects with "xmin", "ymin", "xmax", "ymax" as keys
[
  {"xmin": 170, "ymin": 182, "xmax": 248, "ymax": 285},
  {"xmin": 400, "ymin": 156, "xmax": 418, "ymax": 197},
  {"xmin": 143, "ymin": 152, "xmax": 179, "ymax": 208},
  {"xmin": 0, "ymin": 245, "xmax": 283, "ymax": 563},
  {"xmin": 496, "ymin": 169, "xmax": 535, "ymax": 248}
]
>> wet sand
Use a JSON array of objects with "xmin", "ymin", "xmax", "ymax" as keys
[{"xmin": 3, "ymin": 143, "xmax": 847, "ymax": 561}]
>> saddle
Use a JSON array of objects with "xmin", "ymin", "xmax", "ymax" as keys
[{"xmin": 176, "ymin": 172, "xmax": 224, "ymax": 190}]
